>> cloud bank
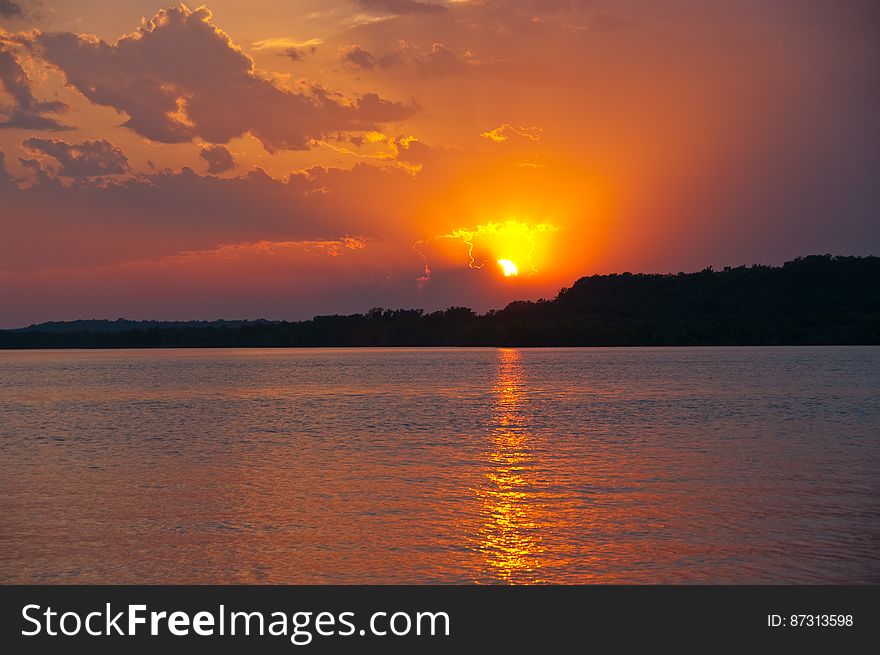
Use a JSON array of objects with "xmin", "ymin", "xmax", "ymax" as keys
[{"xmin": 31, "ymin": 5, "xmax": 416, "ymax": 150}]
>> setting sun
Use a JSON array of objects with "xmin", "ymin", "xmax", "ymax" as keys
[
  {"xmin": 0, "ymin": 0, "xmax": 877, "ymax": 624},
  {"xmin": 498, "ymin": 259, "xmax": 519, "ymax": 277}
]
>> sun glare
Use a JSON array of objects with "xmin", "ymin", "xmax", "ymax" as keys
[{"xmin": 498, "ymin": 259, "xmax": 519, "ymax": 277}]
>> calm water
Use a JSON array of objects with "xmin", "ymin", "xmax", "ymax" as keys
[{"xmin": 1, "ymin": 347, "xmax": 878, "ymax": 584}]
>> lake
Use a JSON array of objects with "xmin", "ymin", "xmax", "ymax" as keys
[{"xmin": 1, "ymin": 347, "xmax": 878, "ymax": 583}]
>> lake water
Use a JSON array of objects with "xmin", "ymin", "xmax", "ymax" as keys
[{"xmin": 1, "ymin": 347, "xmax": 878, "ymax": 584}]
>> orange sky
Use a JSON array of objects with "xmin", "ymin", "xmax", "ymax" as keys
[{"xmin": 1, "ymin": 1, "xmax": 878, "ymax": 326}]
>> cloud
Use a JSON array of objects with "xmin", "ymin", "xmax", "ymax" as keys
[
  {"xmin": 340, "ymin": 44, "xmax": 378, "ymax": 70},
  {"xmin": 0, "ymin": 148, "xmax": 12, "ymax": 185},
  {"xmin": 414, "ymin": 219, "xmax": 559, "ymax": 286},
  {"xmin": 0, "ymin": 162, "xmax": 421, "ymax": 272},
  {"xmin": 171, "ymin": 236, "xmax": 368, "ymax": 261},
  {"xmin": 0, "ymin": 0, "xmax": 22, "ymax": 18},
  {"xmin": 251, "ymin": 37, "xmax": 322, "ymax": 52},
  {"xmin": 354, "ymin": 0, "xmax": 446, "ymax": 15},
  {"xmin": 31, "ymin": 5, "xmax": 415, "ymax": 151},
  {"xmin": 279, "ymin": 41, "xmax": 321, "ymax": 63},
  {"xmin": 199, "ymin": 144, "xmax": 236, "ymax": 174},
  {"xmin": 339, "ymin": 42, "xmax": 469, "ymax": 76},
  {"xmin": 338, "ymin": 44, "xmax": 406, "ymax": 71},
  {"xmin": 23, "ymin": 137, "xmax": 129, "ymax": 177},
  {"xmin": 17, "ymin": 154, "xmax": 51, "ymax": 183},
  {"xmin": 414, "ymin": 43, "xmax": 469, "ymax": 77},
  {"xmin": 0, "ymin": 44, "xmax": 71, "ymax": 131},
  {"xmin": 480, "ymin": 124, "xmax": 542, "ymax": 143}
]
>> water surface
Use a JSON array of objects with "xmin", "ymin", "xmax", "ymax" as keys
[{"xmin": 1, "ymin": 347, "xmax": 878, "ymax": 583}]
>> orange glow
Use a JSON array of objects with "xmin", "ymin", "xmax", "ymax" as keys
[
  {"xmin": 414, "ymin": 220, "xmax": 558, "ymax": 285},
  {"xmin": 497, "ymin": 259, "xmax": 518, "ymax": 277},
  {"xmin": 2, "ymin": 0, "xmax": 866, "ymax": 324},
  {"xmin": 475, "ymin": 349, "xmax": 546, "ymax": 582}
]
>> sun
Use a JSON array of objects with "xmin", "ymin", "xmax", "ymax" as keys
[{"xmin": 497, "ymin": 259, "xmax": 519, "ymax": 277}]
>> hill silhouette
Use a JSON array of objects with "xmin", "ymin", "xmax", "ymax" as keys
[{"xmin": 2, "ymin": 255, "xmax": 878, "ymax": 348}]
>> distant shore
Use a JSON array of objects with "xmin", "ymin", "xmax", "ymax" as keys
[{"xmin": 2, "ymin": 255, "xmax": 878, "ymax": 349}]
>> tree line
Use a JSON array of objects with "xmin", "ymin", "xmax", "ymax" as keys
[{"xmin": 2, "ymin": 255, "xmax": 877, "ymax": 348}]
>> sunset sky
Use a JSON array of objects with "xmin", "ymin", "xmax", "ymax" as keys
[{"xmin": 1, "ymin": 0, "xmax": 878, "ymax": 327}]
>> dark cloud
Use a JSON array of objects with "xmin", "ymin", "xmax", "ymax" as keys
[
  {"xmin": 0, "ymin": 49, "xmax": 40, "ymax": 108},
  {"xmin": 340, "ymin": 42, "xmax": 467, "ymax": 76},
  {"xmin": 339, "ymin": 44, "xmax": 406, "ymax": 71},
  {"xmin": 23, "ymin": 137, "xmax": 129, "ymax": 177},
  {"xmin": 354, "ymin": 0, "xmax": 446, "ymax": 15},
  {"xmin": 392, "ymin": 136, "xmax": 449, "ymax": 167},
  {"xmin": 199, "ymin": 144, "xmax": 236, "ymax": 174},
  {"xmin": 0, "ymin": 44, "xmax": 71, "ymax": 131},
  {"xmin": 0, "ymin": 0, "xmax": 23, "ymax": 19},
  {"xmin": 17, "ymin": 155, "xmax": 51, "ymax": 184},
  {"xmin": 281, "ymin": 44, "xmax": 317, "ymax": 62},
  {"xmin": 0, "ymin": 148, "xmax": 11, "ymax": 185},
  {"xmin": 340, "ymin": 44, "xmax": 378, "ymax": 70},
  {"xmin": 31, "ymin": 5, "xmax": 416, "ymax": 151}
]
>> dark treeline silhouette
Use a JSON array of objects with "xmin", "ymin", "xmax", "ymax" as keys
[{"xmin": 2, "ymin": 255, "xmax": 878, "ymax": 348}]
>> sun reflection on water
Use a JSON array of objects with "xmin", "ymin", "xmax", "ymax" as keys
[{"xmin": 474, "ymin": 348, "xmax": 547, "ymax": 583}]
